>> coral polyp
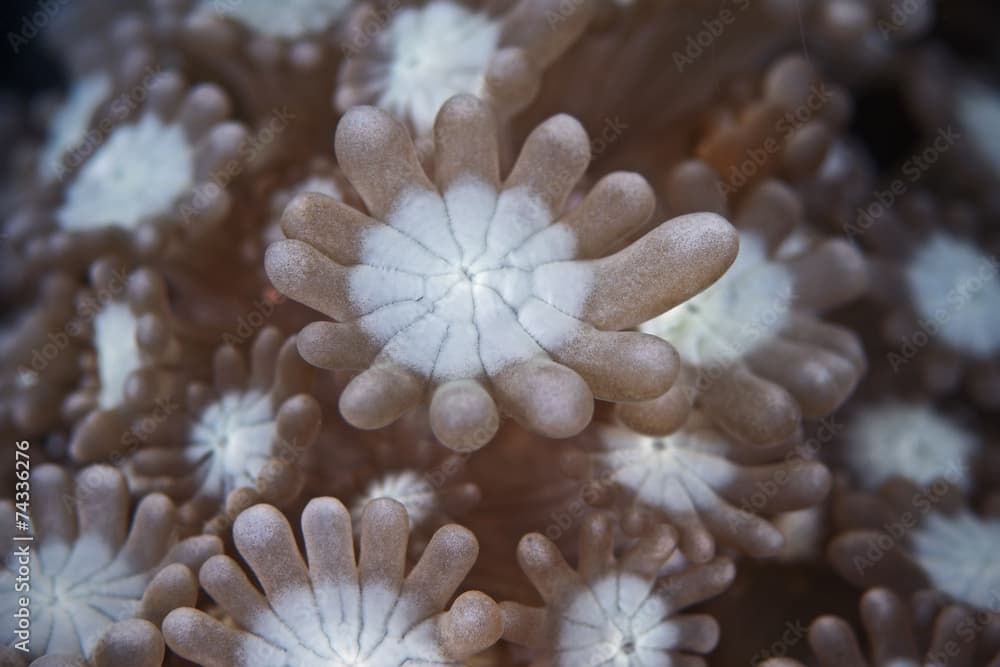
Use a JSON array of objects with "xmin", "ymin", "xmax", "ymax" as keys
[
  {"xmin": 163, "ymin": 498, "xmax": 503, "ymax": 665},
  {"xmin": 266, "ymin": 94, "xmax": 737, "ymax": 450}
]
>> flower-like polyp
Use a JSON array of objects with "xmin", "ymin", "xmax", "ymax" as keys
[
  {"xmin": 63, "ymin": 261, "xmax": 186, "ymax": 463},
  {"xmin": 566, "ymin": 417, "xmax": 832, "ymax": 561},
  {"xmin": 829, "ymin": 479, "xmax": 1000, "ymax": 612},
  {"xmin": 842, "ymin": 401, "xmax": 979, "ymax": 492},
  {"xmin": 902, "ymin": 231, "xmax": 1000, "ymax": 404},
  {"xmin": 501, "ymin": 512, "xmax": 735, "ymax": 666},
  {"xmin": 905, "ymin": 232, "xmax": 1000, "ymax": 358},
  {"xmin": 338, "ymin": 0, "xmax": 595, "ymax": 137},
  {"xmin": 861, "ymin": 191, "xmax": 1000, "ymax": 408},
  {"xmin": 345, "ymin": 415, "xmax": 481, "ymax": 558},
  {"xmin": 760, "ymin": 587, "xmax": 1000, "ymax": 667},
  {"xmin": 624, "ymin": 162, "xmax": 868, "ymax": 443},
  {"xmin": 42, "ymin": 70, "xmax": 248, "ymax": 263},
  {"xmin": 163, "ymin": 497, "xmax": 503, "ymax": 665},
  {"xmin": 266, "ymin": 95, "xmax": 738, "ymax": 450},
  {"xmin": 127, "ymin": 326, "xmax": 321, "ymax": 533},
  {"xmin": 0, "ymin": 464, "xmax": 221, "ymax": 666}
]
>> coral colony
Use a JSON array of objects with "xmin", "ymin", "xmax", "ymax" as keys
[{"xmin": 3, "ymin": 0, "xmax": 1000, "ymax": 665}]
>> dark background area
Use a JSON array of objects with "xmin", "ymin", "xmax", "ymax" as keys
[{"xmin": 1, "ymin": 0, "xmax": 64, "ymax": 94}]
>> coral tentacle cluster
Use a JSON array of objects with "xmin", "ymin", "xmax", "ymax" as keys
[
  {"xmin": 266, "ymin": 94, "xmax": 738, "ymax": 450},
  {"xmin": 163, "ymin": 498, "xmax": 503, "ymax": 666}
]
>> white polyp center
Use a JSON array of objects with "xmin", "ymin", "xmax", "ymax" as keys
[
  {"xmin": 905, "ymin": 233, "xmax": 1000, "ymax": 357},
  {"xmin": 594, "ymin": 426, "xmax": 737, "ymax": 516},
  {"xmin": 241, "ymin": 580, "xmax": 460, "ymax": 665},
  {"xmin": 5, "ymin": 543, "xmax": 151, "ymax": 660},
  {"xmin": 188, "ymin": 389, "xmax": 276, "ymax": 499},
  {"xmin": 957, "ymin": 79, "xmax": 1000, "ymax": 178},
  {"xmin": 196, "ymin": 0, "xmax": 350, "ymax": 38},
  {"xmin": 57, "ymin": 113, "xmax": 195, "ymax": 232},
  {"xmin": 38, "ymin": 73, "xmax": 111, "ymax": 182},
  {"xmin": 349, "ymin": 179, "xmax": 592, "ymax": 383},
  {"xmin": 641, "ymin": 231, "xmax": 794, "ymax": 367},
  {"xmin": 844, "ymin": 402, "xmax": 977, "ymax": 490},
  {"xmin": 376, "ymin": 1, "xmax": 501, "ymax": 135},
  {"xmin": 554, "ymin": 572, "xmax": 679, "ymax": 666},
  {"xmin": 909, "ymin": 512, "xmax": 1000, "ymax": 610},
  {"xmin": 352, "ymin": 471, "xmax": 437, "ymax": 529},
  {"xmin": 93, "ymin": 301, "xmax": 142, "ymax": 410}
]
